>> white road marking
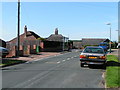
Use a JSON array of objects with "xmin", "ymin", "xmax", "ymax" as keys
[
  {"xmin": 67, "ymin": 58, "xmax": 70, "ymax": 60},
  {"xmin": 62, "ymin": 60, "xmax": 66, "ymax": 62},
  {"xmin": 57, "ymin": 61, "xmax": 61, "ymax": 64},
  {"xmin": 46, "ymin": 62, "xmax": 57, "ymax": 64},
  {"xmin": 71, "ymin": 57, "xmax": 74, "ymax": 59},
  {"xmin": 74, "ymin": 55, "xmax": 78, "ymax": 58}
]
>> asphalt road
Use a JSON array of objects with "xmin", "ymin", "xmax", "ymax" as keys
[{"xmin": 2, "ymin": 50, "xmax": 105, "ymax": 88}]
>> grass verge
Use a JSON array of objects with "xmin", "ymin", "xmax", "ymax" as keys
[
  {"xmin": 106, "ymin": 55, "xmax": 120, "ymax": 88},
  {"xmin": 1, "ymin": 59, "xmax": 26, "ymax": 67}
]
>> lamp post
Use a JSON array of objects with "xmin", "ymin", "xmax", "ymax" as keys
[
  {"xmin": 17, "ymin": 0, "xmax": 20, "ymax": 57},
  {"xmin": 116, "ymin": 30, "xmax": 119, "ymax": 43},
  {"xmin": 106, "ymin": 23, "xmax": 111, "ymax": 53}
]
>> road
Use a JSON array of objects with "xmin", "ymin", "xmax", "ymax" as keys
[{"xmin": 2, "ymin": 50, "xmax": 105, "ymax": 88}]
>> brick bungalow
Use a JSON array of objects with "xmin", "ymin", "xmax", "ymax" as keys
[
  {"xmin": 6, "ymin": 25, "xmax": 43, "ymax": 57},
  {"xmin": 44, "ymin": 28, "xmax": 69, "ymax": 51}
]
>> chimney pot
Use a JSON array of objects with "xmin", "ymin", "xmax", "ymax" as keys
[
  {"xmin": 24, "ymin": 25, "xmax": 27, "ymax": 37},
  {"xmin": 55, "ymin": 28, "xmax": 58, "ymax": 35}
]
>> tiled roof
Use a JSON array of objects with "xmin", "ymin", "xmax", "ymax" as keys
[
  {"xmin": 47, "ymin": 34, "xmax": 64, "ymax": 42},
  {"xmin": 8, "ymin": 31, "xmax": 41, "ymax": 45},
  {"xmin": 82, "ymin": 38, "xmax": 106, "ymax": 45}
]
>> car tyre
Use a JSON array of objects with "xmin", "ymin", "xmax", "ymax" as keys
[
  {"xmin": 102, "ymin": 64, "xmax": 106, "ymax": 69},
  {"xmin": 81, "ymin": 63, "xmax": 84, "ymax": 67}
]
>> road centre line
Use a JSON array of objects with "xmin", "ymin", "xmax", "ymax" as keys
[
  {"xmin": 67, "ymin": 58, "xmax": 70, "ymax": 60},
  {"xmin": 57, "ymin": 61, "xmax": 61, "ymax": 64},
  {"xmin": 71, "ymin": 57, "xmax": 74, "ymax": 59},
  {"xmin": 25, "ymin": 52, "xmax": 74, "ymax": 63},
  {"xmin": 62, "ymin": 60, "xmax": 66, "ymax": 62}
]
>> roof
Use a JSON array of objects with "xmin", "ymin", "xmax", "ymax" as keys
[
  {"xmin": 82, "ymin": 38, "xmax": 106, "ymax": 45},
  {"xmin": 0, "ymin": 39, "xmax": 6, "ymax": 42},
  {"xmin": 47, "ymin": 34, "xmax": 65, "ymax": 42},
  {"xmin": 8, "ymin": 31, "xmax": 41, "ymax": 44},
  {"xmin": 85, "ymin": 46, "xmax": 102, "ymax": 48},
  {"xmin": 70, "ymin": 40, "xmax": 82, "ymax": 42},
  {"xmin": 47, "ymin": 28, "xmax": 69, "ymax": 42}
]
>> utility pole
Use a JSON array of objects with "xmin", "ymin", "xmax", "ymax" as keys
[
  {"xmin": 106, "ymin": 23, "xmax": 111, "ymax": 53},
  {"xmin": 116, "ymin": 30, "xmax": 119, "ymax": 43},
  {"xmin": 118, "ymin": 1, "xmax": 120, "ymax": 64},
  {"xmin": 17, "ymin": 0, "xmax": 20, "ymax": 57},
  {"xmin": 110, "ymin": 25, "xmax": 111, "ymax": 53}
]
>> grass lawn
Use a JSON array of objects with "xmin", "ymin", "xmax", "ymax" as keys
[
  {"xmin": 1, "ymin": 59, "xmax": 26, "ymax": 67},
  {"xmin": 106, "ymin": 55, "xmax": 120, "ymax": 88}
]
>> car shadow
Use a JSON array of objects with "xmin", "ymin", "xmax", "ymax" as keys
[
  {"xmin": 88, "ymin": 61, "xmax": 120, "ymax": 70},
  {"xmin": 106, "ymin": 61, "xmax": 120, "ymax": 67},
  {"xmin": 88, "ymin": 65, "xmax": 106, "ymax": 70}
]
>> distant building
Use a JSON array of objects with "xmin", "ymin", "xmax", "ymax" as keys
[
  {"xmin": 46, "ymin": 28, "xmax": 69, "ymax": 51},
  {"xmin": 0, "ymin": 39, "xmax": 6, "ymax": 48},
  {"xmin": 69, "ymin": 40, "xmax": 82, "ymax": 49},
  {"xmin": 82, "ymin": 38, "xmax": 108, "ymax": 46},
  {"xmin": 47, "ymin": 28, "xmax": 69, "ymax": 42}
]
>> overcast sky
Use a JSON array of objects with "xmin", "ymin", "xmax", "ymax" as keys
[{"xmin": 1, "ymin": 1, "xmax": 118, "ymax": 41}]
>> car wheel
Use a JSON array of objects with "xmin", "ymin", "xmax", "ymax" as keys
[
  {"xmin": 81, "ymin": 63, "xmax": 84, "ymax": 67},
  {"xmin": 88, "ymin": 64, "xmax": 93, "ymax": 68},
  {"xmin": 102, "ymin": 64, "xmax": 106, "ymax": 69}
]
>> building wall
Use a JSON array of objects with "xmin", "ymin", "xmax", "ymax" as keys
[
  {"xmin": 6, "ymin": 40, "xmax": 41, "ymax": 57},
  {"xmin": 41, "ymin": 41, "xmax": 63, "ymax": 52},
  {"xmin": 73, "ymin": 42, "xmax": 82, "ymax": 49}
]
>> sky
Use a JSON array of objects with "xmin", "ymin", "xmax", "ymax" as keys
[{"xmin": 1, "ymin": 1, "xmax": 119, "ymax": 41}]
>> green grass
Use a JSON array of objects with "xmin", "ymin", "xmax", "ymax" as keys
[
  {"xmin": 107, "ymin": 55, "xmax": 119, "ymax": 62},
  {"xmin": 106, "ymin": 55, "xmax": 120, "ymax": 88},
  {"xmin": 1, "ymin": 59, "xmax": 26, "ymax": 67}
]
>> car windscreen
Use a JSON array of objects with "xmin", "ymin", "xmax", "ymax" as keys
[{"xmin": 83, "ymin": 48, "xmax": 104, "ymax": 54}]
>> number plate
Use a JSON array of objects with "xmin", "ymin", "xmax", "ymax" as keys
[{"xmin": 89, "ymin": 57, "xmax": 97, "ymax": 59}]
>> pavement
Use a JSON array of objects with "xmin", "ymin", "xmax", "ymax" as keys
[
  {"xmin": 2, "ymin": 50, "xmax": 105, "ymax": 88},
  {"xmin": 3, "ymin": 52, "xmax": 62, "ymax": 62},
  {"xmin": 107, "ymin": 49, "xmax": 119, "ymax": 57}
]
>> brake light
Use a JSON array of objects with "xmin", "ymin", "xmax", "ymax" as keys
[
  {"xmin": 80, "ymin": 55, "xmax": 86, "ymax": 58},
  {"xmin": 99, "ymin": 56, "xmax": 106, "ymax": 59}
]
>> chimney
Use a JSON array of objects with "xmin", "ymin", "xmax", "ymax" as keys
[
  {"xmin": 24, "ymin": 25, "xmax": 27, "ymax": 37},
  {"xmin": 55, "ymin": 28, "xmax": 58, "ymax": 35}
]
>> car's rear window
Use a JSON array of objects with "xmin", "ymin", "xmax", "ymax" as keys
[{"xmin": 83, "ymin": 48, "xmax": 104, "ymax": 54}]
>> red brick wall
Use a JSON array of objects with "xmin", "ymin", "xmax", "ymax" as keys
[{"xmin": 6, "ymin": 46, "xmax": 16, "ymax": 57}]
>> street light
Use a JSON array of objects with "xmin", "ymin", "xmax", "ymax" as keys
[
  {"xmin": 106, "ymin": 23, "xmax": 111, "ymax": 53},
  {"xmin": 116, "ymin": 30, "xmax": 119, "ymax": 43}
]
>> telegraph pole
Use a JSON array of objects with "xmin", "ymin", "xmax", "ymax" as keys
[
  {"xmin": 17, "ymin": 0, "xmax": 20, "ymax": 57},
  {"xmin": 106, "ymin": 23, "xmax": 111, "ymax": 53}
]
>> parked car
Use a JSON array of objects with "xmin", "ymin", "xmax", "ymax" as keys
[
  {"xmin": 0, "ymin": 46, "xmax": 9, "ymax": 58},
  {"xmin": 80, "ymin": 46, "xmax": 106, "ymax": 67},
  {"xmin": 99, "ymin": 42, "xmax": 108, "ymax": 52}
]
